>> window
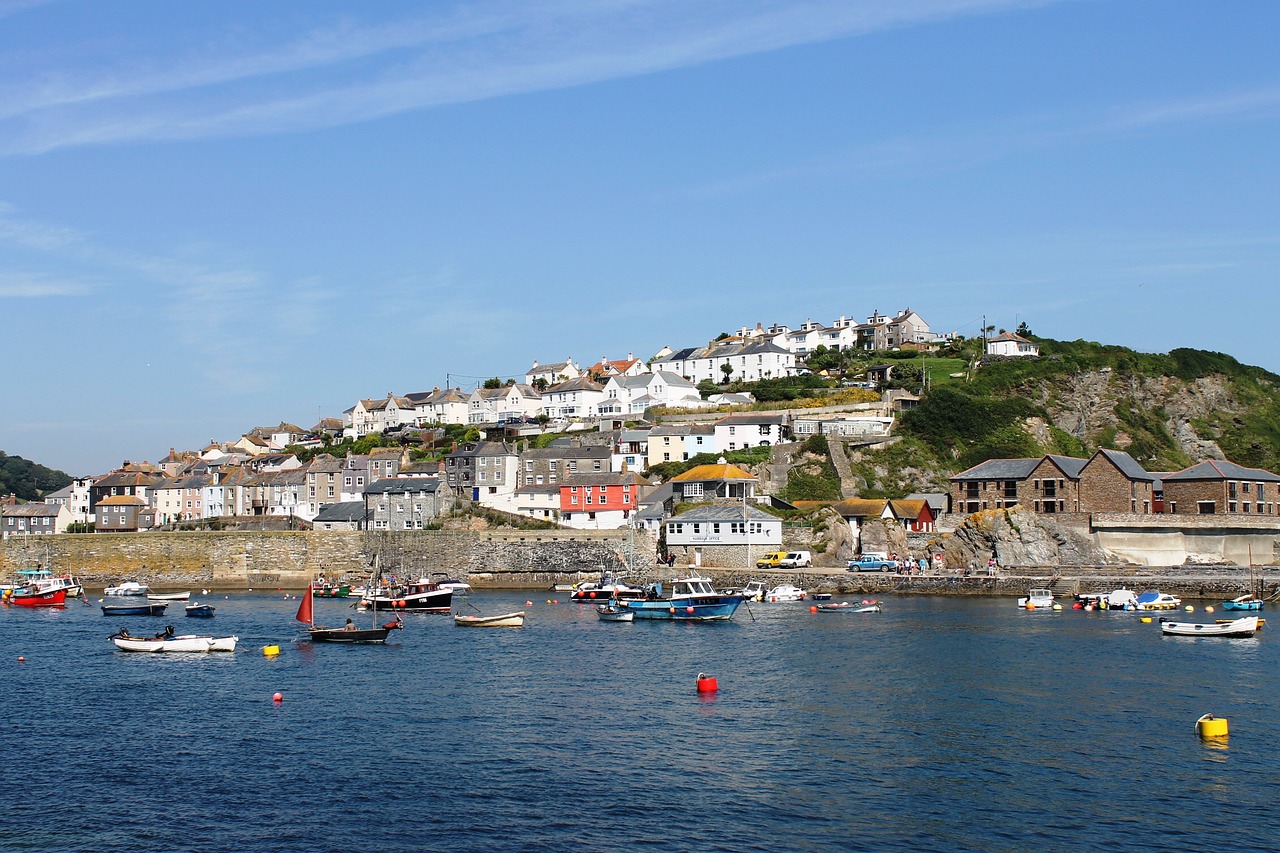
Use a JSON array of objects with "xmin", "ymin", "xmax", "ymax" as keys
[
  {"xmin": 593, "ymin": 461, "xmax": 602, "ymax": 471},
  {"xmin": 345, "ymin": 477, "xmax": 353, "ymax": 487},
  {"xmin": 670, "ymin": 523, "xmax": 683, "ymax": 534},
  {"xmin": 571, "ymin": 495, "xmax": 578, "ymax": 505},
  {"xmin": 685, "ymin": 483, "xmax": 704, "ymax": 498},
  {"xmin": 729, "ymin": 426, "xmax": 736, "ymax": 435},
  {"xmin": 731, "ymin": 522, "xmax": 745, "ymax": 534},
  {"xmin": 712, "ymin": 523, "xmax": 720, "ymax": 533}
]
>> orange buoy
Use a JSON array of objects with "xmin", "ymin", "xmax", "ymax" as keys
[
  {"xmin": 17, "ymin": 656, "xmax": 24, "ymax": 662},
  {"xmin": 686, "ymin": 606, "xmax": 695, "ymax": 614},
  {"xmin": 696, "ymin": 673, "xmax": 718, "ymax": 693},
  {"xmin": 272, "ymin": 692, "xmax": 283, "ymax": 703},
  {"xmin": 810, "ymin": 606, "xmax": 818, "ymax": 614}
]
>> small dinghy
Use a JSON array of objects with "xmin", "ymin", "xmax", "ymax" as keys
[
  {"xmin": 185, "ymin": 603, "xmax": 216, "ymax": 618},
  {"xmin": 596, "ymin": 603, "xmax": 634, "ymax": 623},
  {"xmin": 109, "ymin": 626, "xmax": 237, "ymax": 652},
  {"xmin": 454, "ymin": 611, "xmax": 525, "ymax": 627},
  {"xmin": 816, "ymin": 601, "xmax": 882, "ymax": 613},
  {"xmin": 1161, "ymin": 615, "xmax": 1259, "ymax": 638},
  {"xmin": 147, "ymin": 591, "xmax": 191, "ymax": 601},
  {"xmin": 102, "ymin": 602, "xmax": 167, "ymax": 616}
]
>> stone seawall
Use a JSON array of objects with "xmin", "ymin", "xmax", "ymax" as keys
[{"xmin": 0, "ymin": 529, "xmax": 658, "ymax": 591}]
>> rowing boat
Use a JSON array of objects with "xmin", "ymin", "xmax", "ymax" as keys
[
  {"xmin": 454, "ymin": 611, "xmax": 525, "ymax": 627},
  {"xmin": 1161, "ymin": 615, "xmax": 1259, "ymax": 638}
]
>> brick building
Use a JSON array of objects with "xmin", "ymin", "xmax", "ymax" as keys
[{"xmin": 1159, "ymin": 459, "xmax": 1280, "ymax": 515}]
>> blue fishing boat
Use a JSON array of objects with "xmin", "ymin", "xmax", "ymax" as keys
[
  {"xmin": 185, "ymin": 603, "xmax": 216, "ymax": 618},
  {"xmin": 1221, "ymin": 594, "xmax": 1263, "ymax": 612},
  {"xmin": 619, "ymin": 576, "xmax": 743, "ymax": 622}
]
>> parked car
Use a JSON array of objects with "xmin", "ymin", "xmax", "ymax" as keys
[
  {"xmin": 848, "ymin": 555, "xmax": 897, "ymax": 572},
  {"xmin": 778, "ymin": 551, "xmax": 812, "ymax": 568},
  {"xmin": 756, "ymin": 551, "xmax": 788, "ymax": 569}
]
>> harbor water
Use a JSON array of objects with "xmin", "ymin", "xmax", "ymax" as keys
[{"xmin": 3, "ymin": 591, "xmax": 1279, "ymax": 851}]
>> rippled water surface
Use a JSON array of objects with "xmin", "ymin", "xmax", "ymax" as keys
[{"xmin": 3, "ymin": 591, "xmax": 1278, "ymax": 851}]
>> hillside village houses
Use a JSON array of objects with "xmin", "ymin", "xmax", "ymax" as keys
[{"xmin": 21, "ymin": 302, "xmax": 1280, "ymax": 558}]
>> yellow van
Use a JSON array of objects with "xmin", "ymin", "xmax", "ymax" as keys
[{"xmin": 755, "ymin": 551, "xmax": 788, "ymax": 569}]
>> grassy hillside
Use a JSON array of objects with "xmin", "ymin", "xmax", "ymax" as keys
[{"xmin": 0, "ymin": 452, "xmax": 73, "ymax": 501}]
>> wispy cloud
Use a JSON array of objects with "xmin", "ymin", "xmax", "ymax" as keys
[
  {"xmin": 0, "ymin": 0, "xmax": 1057, "ymax": 155},
  {"xmin": 0, "ymin": 271, "xmax": 88, "ymax": 297}
]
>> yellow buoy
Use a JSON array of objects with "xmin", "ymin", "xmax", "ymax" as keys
[
  {"xmin": 1196, "ymin": 714, "xmax": 1228, "ymax": 739},
  {"xmin": 1140, "ymin": 616, "xmax": 1152, "ymax": 623},
  {"xmin": 263, "ymin": 645, "xmax": 280, "ymax": 657},
  {"xmin": 1052, "ymin": 603, "xmax": 1063, "ymax": 611},
  {"xmin": 1205, "ymin": 605, "xmax": 1215, "ymax": 613},
  {"xmin": 1185, "ymin": 605, "xmax": 1195, "ymax": 612}
]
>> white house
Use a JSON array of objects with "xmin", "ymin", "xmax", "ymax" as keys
[
  {"xmin": 541, "ymin": 376, "xmax": 605, "ymax": 419},
  {"xmin": 714, "ymin": 414, "xmax": 788, "ymax": 451},
  {"xmin": 1, "ymin": 503, "xmax": 72, "ymax": 539},
  {"xmin": 986, "ymin": 332, "xmax": 1040, "ymax": 357},
  {"xmin": 651, "ymin": 340, "xmax": 797, "ymax": 384},
  {"xmin": 405, "ymin": 387, "xmax": 471, "ymax": 426},
  {"xmin": 664, "ymin": 505, "xmax": 782, "ymax": 548},
  {"xmin": 525, "ymin": 358, "xmax": 581, "ymax": 388},
  {"xmin": 599, "ymin": 371, "xmax": 706, "ymax": 416},
  {"xmin": 467, "ymin": 384, "xmax": 543, "ymax": 424}
]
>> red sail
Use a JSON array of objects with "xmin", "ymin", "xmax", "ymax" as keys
[{"xmin": 295, "ymin": 586, "xmax": 314, "ymax": 625}]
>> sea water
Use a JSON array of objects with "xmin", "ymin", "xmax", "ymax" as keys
[{"xmin": 2, "ymin": 592, "xmax": 1278, "ymax": 851}]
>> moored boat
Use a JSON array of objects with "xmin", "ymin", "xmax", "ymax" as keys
[
  {"xmin": 359, "ymin": 576, "xmax": 453, "ymax": 614},
  {"xmin": 105, "ymin": 581, "xmax": 150, "ymax": 596},
  {"xmin": 619, "ymin": 577, "xmax": 743, "ymax": 622},
  {"xmin": 1161, "ymin": 615, "xmax": 1259, "ymax": 638},
  {"xmin": 298, "ymin": 583, "xmax": 401, "ymax": 643},
  {"xmin": 816, "ymin": 601, "xmax": 882, "ymax": 613},
  {"xmin": 1135, "ymin": 590, "xmax": 1182, "ymax": 611},
  {"xmin": 109, "ymin": 627, "xmax": 238, "ymax": 652},
  {"xmin": 102, "ymin": 602, "xmax": 167, "ymax": 616},
  {"xmin": 596, "ymin": 603, "xmax": 634, "ymax": 623},
  {"xmin": 1220, "ymin": 594, "xmax": 1264, "ymax": 612},
  {"xmin": 765, "ymin": 583, "xmax": 806, "ymax": 602},
  {"xmin": 147, "ymin": 591, "xmax": 191, "ymax": 601},
  {"xmin": 454, "ymin": 611, "xmax": 526, "ymax": 627},
  {"xmin": 570, "ymin": 576, "xmax": 645, "ymax": 603},
  {"xmin": 185, "ymin": 603, "xmax": 216, "ymax": 618},
  {"xmin": 1017, "ymin": 588, "xmax": 1055, "ymax": 609},
  {"xmin": 6, "ymin": 586, "xmax": 68, "ymax": 607}
]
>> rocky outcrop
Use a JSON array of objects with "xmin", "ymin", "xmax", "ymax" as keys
[
  {"xmin": 858, "ymin": 517, "xmax": 910, "ymax": 560},
  {"xmin": 936, "ymin": 506, "xmax": 1116, "ymax": 569}
]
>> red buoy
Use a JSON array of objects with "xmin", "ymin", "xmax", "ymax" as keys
[
  {"xmin": 686, "ymin": 606, "xmax": 695, "ymax": 614},
  {"xmin": 810, "ymin": 606, "xmax": 818, "ymax": 614},
  {"xmin": 696, "ymin": 673, "xmax": 718, "ymax": 693},
  {"xmin": 272, "ymin": 692, "xmax": 283, "ymax": 703}
]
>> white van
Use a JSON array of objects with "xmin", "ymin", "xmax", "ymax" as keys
[{"xmin": 778, "ymin": 550, "xmax": 812, "ymax": 568}]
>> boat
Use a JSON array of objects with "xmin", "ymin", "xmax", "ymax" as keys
[
  {"xmin": 312, "ymin": 579, "xmax": 352, "ymax": 598},
  {"xmin": 454, "ymin": 611, "xmax": 526, "ymax": 627},
  {"xmin": 731, "ymin": 580, "xmax": 767, "ymax": 602},
  {"xmin": 147, "ymin": 591, "xmax": 191, "ymax": 601},
  {"xmin": 765, "ymin": 583, "xmax": 806, "ymax": 602},
  {"xmin": 570, "ymin": 576, "xmax": 645, "ymax": 603},
  {"xmin": 9, "ymin": 568, "xmax": 82, "ymax": 599},
  {"xmin": 816, "ymin": 600, "xmax": 882, "ymax": 613},
  {"xmin": 1221, "ymin": 594, "xmax": 1264, "ymax": 612},
  {"xmin": 297, "ymin": 583, "xmax": 401, "ymax": 643},
  {"xmin": 109, "ymin": 626, "xmax": 238, "ymax": 652},
  {"xmin": 596, "ymin": 603, "xmax": 634, "ymax": 622},
  {"xmin": 1017, "ymin": 588, "xmax": 1055, "ymax": 608},
  {"xmin": 102, "ymin": 602, "xmax": 167, "ymax": 616},
  {"xmin": 5, "ymin": 586, "xmax": 67, "ymax": 607},
  {"xmin": 1135, "ymin": 590, "xmax": 1182, "ymax": 611},
  {"xmin": 430, "ymin": 573, "xmax": 473, "ymax": 595},
  {"xmin": 185, "ymin": 603, "xmax": 216, "ymax": 618},
  {"xmin": 809, "ymin": 592, "xmax": 833, "ymax": 601},
  {"xmin": 359, "ymin": 575, "xmax": 453, "ymax": 613},
  {"xmin": 1161, "ymin": 615, "xmax": 1259, "ymax": 638},
  {"xmin": 619, "ymin": 577, "xmax": 744, "ymax": 622},
  {"xmin": 104, "ymin": 581, "xmax": 150, "ymax": 596}
]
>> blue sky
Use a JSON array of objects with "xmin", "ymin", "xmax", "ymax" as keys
[{"xmin": 2, "ymin": 0, "xmax": 1278, "ymax": 476}]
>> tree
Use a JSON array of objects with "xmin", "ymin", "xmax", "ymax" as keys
[
  {"xmin": 531, "ymin": 377, "xmax": 548, "ymax": 392},
  {"xmin": 720, "ymin": 363, "xmax": 734, "ymax": 383},
  {"xmin": 1016, "ymin": 321, "xmax": 1033, "ymax": 337},
  {"xmin": 482, "ymin": 377, "xmax": 503, "ymax": 389}
]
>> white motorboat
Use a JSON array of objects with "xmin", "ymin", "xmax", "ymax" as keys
[
  {"xmin": 105, "ymin": 581, "xmax": 150, "ymax": 596},
  {"xmin": 1161, "ymin": 616, "xmax": 1259, "ymax": 638},
  {"xmin": 1017, "ymin": 588, "xmax": 1055, "ymax": 608},
  {"xmin": 1135, "ymin": 590, "xmax": 1182, "ymax": 611},
  {"xmin": 765, "ymin": 584, "xmax": 806, "ymax": 602},
  {"xmin": 110, "ymin": 628, "xmax": 238, "ymax": 652}
]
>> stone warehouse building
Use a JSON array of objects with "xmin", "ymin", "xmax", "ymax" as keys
[{"xmin": 951, "ymin": 450, "xmax": 1276, "ymax": 517}]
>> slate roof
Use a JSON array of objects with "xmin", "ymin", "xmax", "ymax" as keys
[
  {"xmin": 716, "ymin": 413, "xmax": 785, "ymax": 426},
  {"xmin": 1, "ymin": 503, "xmax": 61, "ymax": 517},
  {"xmin": 951, "ymin": 458, "xmax": 1043, "ymax": 481},
  {"xmin": 313, "ymin": 502, "xmax": 366, "ymax": 524},
  {"xmin": 1092, "ymin": 449, "xmax": 1154, "ymax": 481},
  {"xmin": 363, "ymin": 478, "xmax": 444, "ymax": 495},
  {"xmin": 561, "ymin": 472, "xmax": 651, "ymax": 488},
  {"xmin": 667, "ymin": 505, "xmax": 777, "ymax": 523},
  {"xmin": 1162, "ymin": 460, "xmax": 1280, "ymax": 482}
]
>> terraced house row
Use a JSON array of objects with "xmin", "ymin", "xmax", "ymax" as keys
[{"xmin": 951, "ymin": 450, "xmax": 1280, "ymax": 516}]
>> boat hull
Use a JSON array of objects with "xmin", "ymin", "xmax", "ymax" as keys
[
  {"xmin": 185, "ymin": 604, "xmax": 216, "ymax": 618},
  {"xmin": 1162, "ymin": 616, "xmax": 1259, "ymax": 637},
  {"xmin": 454, "ymin": 611, "xmax": 525, "ymax": 627},
  {"xmin": 8, "ymin": 588, "xmax": 67, "ymax": 607},
  {"xmin": 621, "ymin": 595, "xmax": 743, "ymax": 621},
  {"xmin": 361, "ymin": 589, "xmax": 453, "ymax": 613},
  {"xmin": 1221, "ymin": 600, "xmax": 1263, "ymax": 611},
  {"xmin": 147, "ymin": 592, "xmax": 191, "ymax": 601},
  {"xmin": 113, "ymin": 635, "xmax": 238, "ymax": 652},
  {"xmin": 308, "ymin": 626, "xmax": 397, "ymax": 643},
  {"xmin": 102, "ymin": 603, "xmax": 168, "ymax": 616},
  {"xmin": 596, "ymin": 605, "xmax": 634, "ymax": 623}
]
